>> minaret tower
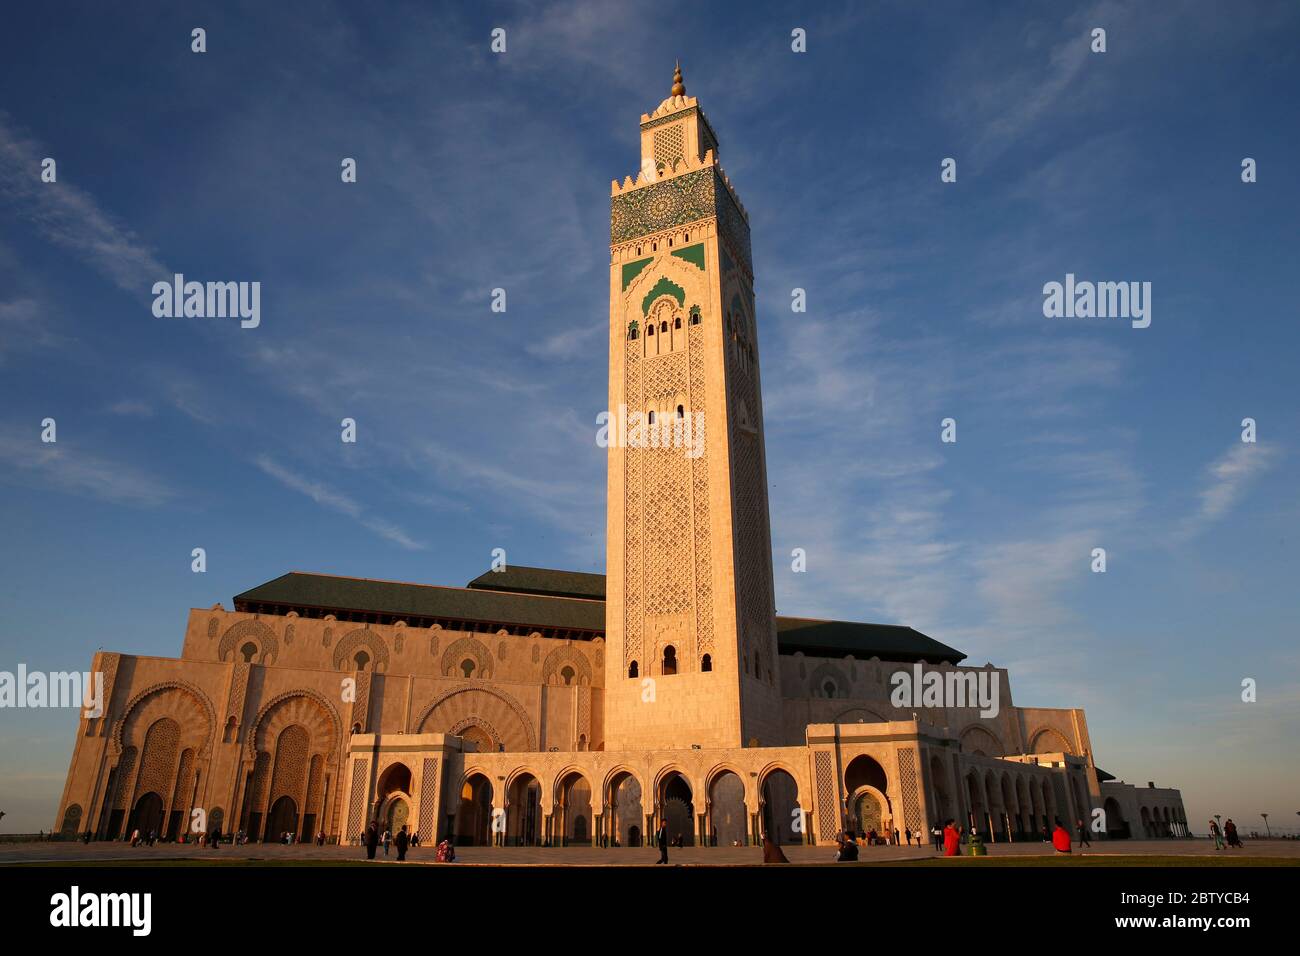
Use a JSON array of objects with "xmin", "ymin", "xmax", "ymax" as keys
[{"xmin": 604, "ymin": 64, "xmax": 781, "ymax": 750}]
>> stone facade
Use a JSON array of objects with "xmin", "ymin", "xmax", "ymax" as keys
[{"xmin": 52, "ymin": 68, "xmax": 1186, "ymax": 849}]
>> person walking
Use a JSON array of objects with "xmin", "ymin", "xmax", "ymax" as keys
[
  {"xmin": 395, "ymin": 825, "xmax": 410, "ymax": 862},
  {"xmin": 364, "ymin": 822, "xmax": 379, "ymax": 860},
  {"xmin": 382, "ymin": 829, "xmax": 391, "ymax": 856},
  {"xmin": 655, "ymin": 819, "xmax": 669, "ymax": 864},
  {"xmin": 932, "ymin": 825, "xmax": 943, "ymax": 851},
  {"xmin": 1209, "ymin": 819, "xmax": 1224, "ymax": 850},
  {"xmin": 1076, "ymin": 818, "xmax": 1091, "ymax": 848},
  {"xmin": 1224, "ymin": 818, "xmax": 1243, "ymax": 848},
  {"xmin": 209, "ymin": 825, "xmax": 221, "ymax": 849}
]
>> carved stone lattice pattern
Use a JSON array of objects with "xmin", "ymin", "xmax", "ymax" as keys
[
  {"xmin": 331, "ymin": 629, "xmax": 389, "ymax": 672},
  {"xmin": 687, "ymin": 323, "xmax": 713, "ymax": 654},
  {"xmin": 441, "ymin": 636, "xmax": 493, "ymax": 679},
  {"xmin": 716, "ymin": 172, "xmax": 753, "ymax": 276},
  {"xmin": 112, "ymin": 747, "xmax": 138, "ymax": 811},
  {"xmin": 653, "ymin": 123, "xmax": 685, "ymax": 169},
  {"xmin": 412, "ymin": 685, "xmax": 537, "ymax": 751},
  {"xmin": 249, "ymin": 751, "xmax": 271, "ymax": 814},
  {"xmin": 642, "ymin": 352, "xmax": 692, "ymax": 617},
  {"xmin": 94, "ymin": 653, "xmax": 120, "ymax": 737},
  {"xmin": 418, "ymin": 758, "xmax": 440, "ymax": 840},
  {"xmin": 269, "ymin": 724, "xmax": 310, "ymax": 806},
  {"xmin": 578, "ymin": 687, "xmax": 591, "ymax": 745},
  {"xmin": 217, "ymin": 619, "xmax": 280, "ymax": 664},
  {"xmin": 350, "ymin": 672, "xmax": 371, "ymax": 734},
  {"xmin": 170, "ymin": 748, "xmax": 194, "ymax": 815},
  {"xmin": 251, "ymin": 691, "xmax": 341, "ymax": 762},
  {"xmin": 623, "ymin": 340, "xmax": 643, "ymax": 667},
  {"xmin": 134, "ymin": 717, "xmax": 180, "ymax": 803},
  {"xmin": 814, "ymin": 751, "xmax": 837, "ymax": 842},
  {"xmin": 347, "ymin": 759, "xmax": 370, "ymax": 838},
  {"xmin": 207, "ymin": 618, "xmax": 219, "ymax": 640},
  {"xmin": 542, "ymin": 645, "xmax": 593, "ymax": 686},
  {"xmin": 726, "ymin": 298, "xmax": 776, "ymax": 674},
  {"xmin": 226, "ymin": 662, "xmax": 249, "ymax": 729},
  {"xmin": 117, "ymin": 683, "xmax": 215, "ymax": 760},
  {"xmin": 285, "ymin": 624, "xmax": 295, "ymax": 645},
  {"xmin": 305, "ymin": 755, "xmax": 324, "ymax": 824},
  {"xmin": 898, "ymin": 747, "xmax": 921, "ymax": 832}
]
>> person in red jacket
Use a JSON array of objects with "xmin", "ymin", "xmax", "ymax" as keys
[
  {"xmin": 942, "ymin": 819, "xmax": 961, "ymax": 856},
  {"xmin": 1051, "ymin": 819, "xmax": 1073, "ymax": 854}
]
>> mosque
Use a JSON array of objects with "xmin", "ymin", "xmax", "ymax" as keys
[{"xmin": 53, "ymin": 65, "xmax": 1188, "ymax": 851}]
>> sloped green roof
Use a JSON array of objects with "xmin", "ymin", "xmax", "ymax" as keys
[
  {"xmin": 467, "ymin": 565, "xmax": 606, "ymax": 600},
  {"xmin": 234, "ymin": 572, "xmax": 605, "ymax": 633},
  {"xmin": 774, "ymin": 616, "xmax": 964, "ymax": 663},
  {"xmin": 232, "ymin": 568, "xmax": 965, "ymax": 662}
]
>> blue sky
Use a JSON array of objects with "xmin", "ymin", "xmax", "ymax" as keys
[{"xmin": 1, "ymin": 0, "xmax": 1296, "ymax": 835}]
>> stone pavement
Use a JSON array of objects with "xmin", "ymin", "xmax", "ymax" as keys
[{"xmin": 3, "ymin": 838, "xmax": 1298, "ymax": 866}]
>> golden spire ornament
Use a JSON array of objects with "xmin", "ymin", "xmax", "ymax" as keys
[{"xmin": 671, "ymin": 59, "xmax": 685, "ymax": 97}]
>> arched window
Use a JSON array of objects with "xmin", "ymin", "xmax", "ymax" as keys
[
  {"xmin": 701, "ymin": 654, "xmax": 712, "ymax": 672},
  {"xmin": 660, "ymin": 321, "xmax": 668, "ymax": 333},
  {"xmin": 628, "ymin": 324, "xmax": 638, "ymax": 340},
  {"xmin": 662, "ymin": 645, "xmax": 677, "ymax": 676},
  {"xmin": 690, "ymin": 313, "xmax": 701, "ymax": 325},
  {"xmin": 676, "ymin": 404, "xmax": 684, "ymax": 418},
  {"xmin": 353, "ymin": 650, "xmax": 370, "ymax": 671},
  {"xmin": 684, "ymin": 232, "xmax": 690, "ymax": 242},
  {"xmin": 628, "ymin": 660, "xmax": 638, "ymax": 679},
  {"xmin": 560, "ymin": 665, "xmax": 575, "ymax": 686},
  {"xmin": 636, "ymin": 246, "xmax": 641, "ymax": 255},
  {"xmin": 240, "ymin": 642, "xmax": 258, "ymax": 663},
  {"xmin": 647, "ymin": 324, "xmax": 655, "ymax": 336},
  {"xmin": 674, "ymin": 316, "xmax": 681, "ymax": 329},
  {"xmin": 648, "ymin": 410, "xmax": 655, "ymax": 425},
  {"xmin": 461, "ymin": 659, "xmax": 476, "ymax": 678},
  {"xmin": 823, "ymin": 679, "xmax": 836, "ymax": 698}
]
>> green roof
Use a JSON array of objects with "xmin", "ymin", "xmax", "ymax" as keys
[
  {"xmin": 467, "ymin": 565, "xmax": 607, "ymax": 601},
  {"xmin": 775, "ymin": 617, "xmax": 963, "ymax": 663},
  {"xmin": 234, "ymin": 572, "xmax": 605, "ymax": 634},
  {"xmin": 232, "ymin": 568, "xmax": 965, "ymax": 662}
]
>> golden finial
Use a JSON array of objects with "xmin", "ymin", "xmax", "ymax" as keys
[{"xmin": 671, "ymin": 59, "xmax": 685, "ymax": 97}]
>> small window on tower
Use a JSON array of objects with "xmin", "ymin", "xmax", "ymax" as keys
[
  {"xmin": 647, "ymin": 325, "xmax": 654, "ymax": 336},
  {"xmin": 676, "ymin": 405, "xmax": 684, "ymax": 418},
  {"xmin": 674, "ymin": 316, "xmax": 681, "ymax": 329},
  {"xmin": 662, "ymin": 645, "xmax": 677, "ymax": 675},
  {"xmin": 628, "ymin": 660, "xmax": 638, "ymax": 679},
  {"xmin": 660, "ymin": 321, "xmax": 668, "ymax": 333},
  {"xmin": 701, "ymin": 654, "xmax": 712, "ymax": 672},
  {"xmin": 648, "ymin": 410, "xmax": 655, "ymax": 425}
]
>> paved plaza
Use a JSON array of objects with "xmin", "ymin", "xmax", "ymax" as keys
[{"xmin": 3, "ymin": 839, "xmax": 1297, "ymax": 866}]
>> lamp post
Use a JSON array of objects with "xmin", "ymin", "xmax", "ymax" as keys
[{"xmin": 1261, "ymin": 813, "xmax": 1270, "ymax": 837}]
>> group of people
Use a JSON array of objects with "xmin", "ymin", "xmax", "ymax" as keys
[
  {"xmin": 1208, "ymin": 818, "xmax": 1244, "ymax": 849},
  {"xmin": 360, "ymin": 822, "xmax": 455, "ymax": 862}
]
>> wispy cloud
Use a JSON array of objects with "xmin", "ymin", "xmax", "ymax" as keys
[
  {"xmin": 1175, "ymin": 442, "xmax": 1280, "ymax": 541},
  {"xmin": 253, "ymin": 454, "xmax": 426, "ymax": 550},
  {"xmin": 0, "ymin": 113, "xmax": 167, "ymax": 292},
  {"xmin": 0, "ymin": 427, "xmax": 174, "ymax": 506}
]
